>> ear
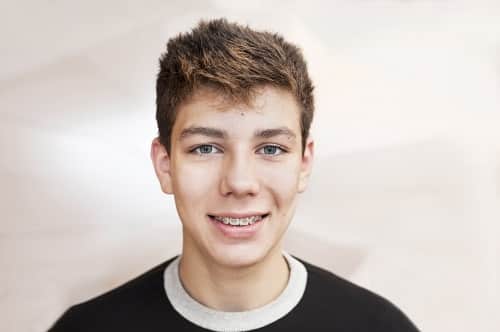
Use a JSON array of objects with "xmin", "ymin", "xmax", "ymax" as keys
[
  {"xmin": 298, "ymin": 136, "xmax": 314, "ymax": 193},
  {"xmin": 150, "ymin": 137, "xmax": 173, "ymax": 194}
]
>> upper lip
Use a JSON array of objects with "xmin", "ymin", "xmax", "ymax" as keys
[{"xmin": 209, "ymin": 212, "xmax": 269, "ymax": 218}]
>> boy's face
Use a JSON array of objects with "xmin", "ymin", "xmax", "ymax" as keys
[{"xmin": 151, "ymin": 86, "xmax": 313, "ymax": 268}]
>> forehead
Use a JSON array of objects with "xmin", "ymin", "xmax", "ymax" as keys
[{"xmin": 172, "ymin": 86, "xmax": 301, "ymax": 135}]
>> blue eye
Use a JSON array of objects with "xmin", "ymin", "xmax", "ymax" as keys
[
  {"xmin": 191, "ymin": 144, "xmax": 222, "ymax": 154},
  {"xmin": 258, "ymin": 145, "xmax": 285, "ymax": 155}
]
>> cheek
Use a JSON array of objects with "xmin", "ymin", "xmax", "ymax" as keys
[
  {"xmin": 173, "ymin": 162, "xmax": 219, "ymax": 208},
  {"xmin": 258, "ymin": 162, "xmax": 301, "ymax": 200}
]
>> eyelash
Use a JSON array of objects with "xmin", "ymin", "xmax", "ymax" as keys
[
  {"xmin": 190, "ymin": 144, "xmax": 222, "ymax": 155},
  {"xmin": 257, "ymin": 144, "xmax": 287, "ymax": 156},
  {"xmin": 189, "ymin": 144, "xmax": 287, "ymax": 156}
]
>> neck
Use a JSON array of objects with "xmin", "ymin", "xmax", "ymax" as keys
[{"xmin": 178, "ymin": 244, "xmax": 289, "ymax": 312}]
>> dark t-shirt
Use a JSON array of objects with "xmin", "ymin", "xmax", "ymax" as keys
[{"xmin": 49, "ymin": 256, "xmax": 419, "ymax": 331}]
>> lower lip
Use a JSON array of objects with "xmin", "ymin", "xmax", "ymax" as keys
[{"xmin": 208, "ymin": 215, "xmax": 267, "ymax": 239}]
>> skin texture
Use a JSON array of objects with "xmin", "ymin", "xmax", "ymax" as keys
[{"xmin": 151, "ymin": 86, "xmax": 314, "ymax": 311}]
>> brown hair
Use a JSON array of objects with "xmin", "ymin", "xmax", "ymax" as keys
[{"xmin": 155, "ymin": 18, "xmax": 314, "ymax": 154}]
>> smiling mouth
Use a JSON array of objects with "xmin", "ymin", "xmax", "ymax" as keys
[{"xmin": 208, "ymin": 214, "xmax": 269, "ymax": 227}]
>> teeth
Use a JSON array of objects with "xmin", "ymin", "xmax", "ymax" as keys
[{"xmin": 213, "ymin": 215, "xmax": 263, "ymax": 226}]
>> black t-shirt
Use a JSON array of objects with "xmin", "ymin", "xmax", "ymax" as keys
[{"xmin": 49, "ymin": 256, "xmax": 419, "ymax": 331}]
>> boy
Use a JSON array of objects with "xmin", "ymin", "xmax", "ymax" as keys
[{"xmin": 50, "ymin": 18, "xmax": 419, "ymax": 331}]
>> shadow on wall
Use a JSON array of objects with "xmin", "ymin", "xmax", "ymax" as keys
[
  {"xmin": 284, "ymin": 228, "xmax": 366, "ymax": 279},
  {"xmin": 293, "ymin": 137, "xmax": 470, "ymax": 249}
]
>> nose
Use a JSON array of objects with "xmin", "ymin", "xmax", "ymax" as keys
[{"xmin": 220, "ymin": 152, "xmax": 260, "ymax": 198}]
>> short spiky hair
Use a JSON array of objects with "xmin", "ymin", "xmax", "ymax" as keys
[{"xmin": 155, "ymin": 18, "xmax": 314, "ymax": 154}]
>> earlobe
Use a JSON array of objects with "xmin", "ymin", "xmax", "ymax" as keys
[
  {"xmin": 298, "ymin": 137, "xmax": 314, "ymax": 193},
  {"xmin": 150, "ymin": 137, "xmax": 173, "ymax": 194}
]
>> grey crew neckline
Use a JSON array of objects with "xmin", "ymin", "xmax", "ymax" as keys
[{"xmin": 163, "ymin": 251, "xmax": 308, "ymax": 332}]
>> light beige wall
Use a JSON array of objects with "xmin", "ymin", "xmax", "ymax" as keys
[{"xmin": 1, "ymin": 1, "xmax": 499, "ymax": 331}]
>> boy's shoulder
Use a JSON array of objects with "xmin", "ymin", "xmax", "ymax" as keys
[
  {"xmin": 48, "ymin": 256, "xmax": 178, "ymax": 331},
  {"xmin": 288, "ymin": 255, "xmax": 419, "ymax": 331}
]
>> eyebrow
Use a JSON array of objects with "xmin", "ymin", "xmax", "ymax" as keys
[
  {"xmin": 179, "ymin": 126, "xmax": 297, "ymax": 140},
  {"xmin": 180, "ymin": 126, "xmax": 226, "ymax": 139},
  {"xmin": 254, "ymin": 127, "xmax": 297, "ymax": 139}
]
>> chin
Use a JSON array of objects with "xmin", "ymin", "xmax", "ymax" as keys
[{"xmin": 209, "ymin": 243, "xmax": 271, "ymax": 268}]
